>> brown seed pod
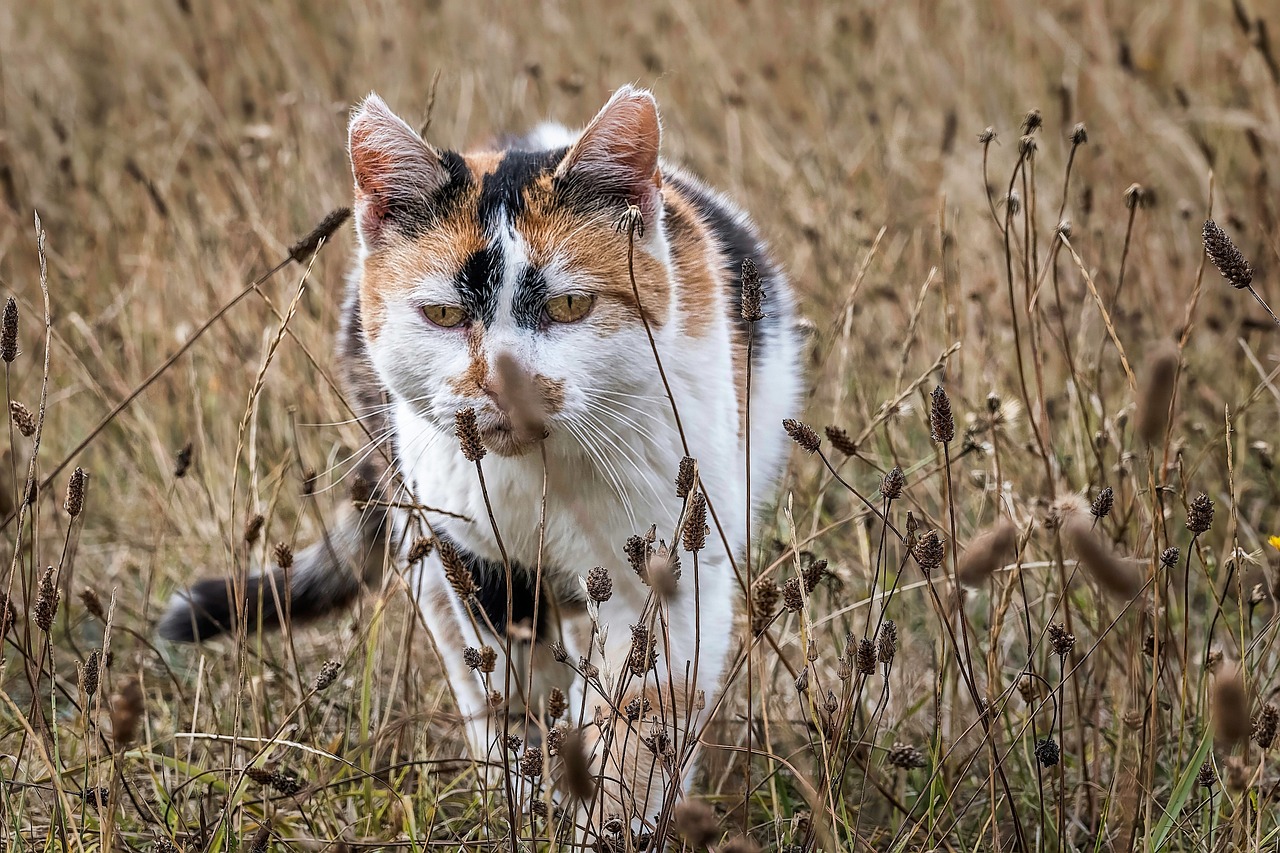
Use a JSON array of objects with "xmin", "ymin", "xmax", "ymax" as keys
[
  {"xmin": 1212, "ymin": 662, "xmax": 1251, "ymax": 745},
  {"xmin": 1063, "ymin": 518, "xmax": 1142, "ymax": 599},
  {"xmin": 1135, "ymin": 342, "xmax": 1179, "ymax": 446},
  {"xmin": 956, "ymin": 520, "xmax": 1017, "ymax": 587}
]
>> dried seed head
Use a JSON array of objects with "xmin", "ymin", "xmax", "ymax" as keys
[
  {"xmin": 560, "ymin": 729, "xmax": 595, "ymax": 800},
  {"xmin": 79, "ymin": 787, "xmax": 110, "ymax": 808},
  {"xmin": 781, "ymin": 576, "xmax": 804, "ymax": 612},
  {"xmin": 273, "ymin": 542, "xmax": 293, "ymax": 570},
  {"xmin": 856, "ymin": 638, "xmax": 877, "ymax": 676},
  {"xmin": 783, "ymin": 419, "xmax": 821, "ymax": 454},
  {"xmin": 877, "ymin": 621, "xmax": 897, "ymax": 668},
  {"xmin": 956, "ymin": 520, "xmax": 1017, "ymax": 587},
  {"xmin": 1021, "ymin": 109, "xmax": 1043, "ymax": 134},
  {"xmin": 914, "ymin": 530, "xmax": 945, "ymax": 574},
  {"xmin": 1034, "ymin": 736, "xmax": 1060, "ymax": 767},
  {"xmin": 1161, "ymin": 547, "xmax": 1181, "ymax": 569},
  {"xmin": 978, "ymin": 127, "xmax": 996, "ymax": 145},
  {"xmin": 628, "ymin": 623, "xmax": 657, "ymax": 676},
  {"xmin": 478, "ymin": 646, "xmax": 497, "ymax": 674},
  {"xmin": 1203, "ymin": 219, "xmax": 1254, "ymax": 289},
  {"xmin": 682, "ymin": 490, "xmax": 708, "ymax": 553},
  {"xmin": 111, "ymin": 676, "xmax": 145, "ymax": 747},
  {"xmin": 624, "ymin": 531, "xmax": 650, "ymax": 577},
  {"xmin": 1124, "ymin": 183, "xmax": 1146, "ymax": 210},
  {"xmin": 674, "ymin": 799, "xmax": 719, "ymax": 847},
  {"xmin": 1212, "ymin": 663, "xmax": 1251, "ymax": 745},
  {"xmin": 586, "ymin": 565, "xmax": 613, "ymax": 602},
  {"xmin": 794, "ymin": 668, "xmax": 809, "ymax": 692},
  {"xmin": 1019, "ymin": 134, "xmax": 1037, "ymax": 157},
  {"xmin": 887, "ymin": 743, "xmax": 926, "ymax": 770},
  {"xmin": 625, "ymin": 695, "xmax": 652, "ymax": 720},
  {"xmin": 288, "ymin": 207, "xmax": 352, "ymax": 263},
  {"xmin": 1047, "ymin": 622, "xmax": 1075, "ymax": 657},
  {"xmin": 1141, "ymin": 340, "xmax": 1177, "ymax": 445},
  {"xmin": 881, "ymin": 466, "xmax": 905, "ymax": 501},
  {"xmin": 34, "ymin": 566, "xmax": 59, "ymax": 632},
  {"xmin": 546, "ymin": 686, "xmax": 567, "ymax": 721},
  {"xmin": 751, "ymin": 578, "xmax": 779, "ymax": 635},
  {"xmin": 648, "ymin": 541, "xmax": 681, "ymax": 597},
  {"xmin": 675, "ymin": 455, "xmax": 696, "ymax": 498},
  {"xmin": 1186, "ymin": 492, "xmax": 1214, "ymax": 535},
  {"xmin": 549, "ymin": 641, "xmax": 569, "ymax": 663},
  {"xmin": 313, "ymin": 660, "xmax": 341, "ymax": 691},
  {"xmin": 9, "ymin": 401, "xmax": 35, "ymax": 437},
  {"xmin": 80, "ymin": 587, "xmax": 106, "ymax": 622},
  {"xmin": 1090, "ymin": 487, "xmax": 1114, "ymax": 521},
  {"xmin": 1, "ymin": 297, "xmax": 18, "ymax": 363},
  {"xmin": 1008, "ymin": 189, "xmax": 1022, "ymax": 216},
  {"xmin": 348, "ymin": 475, "xmax": 373, "ymax": 505},
  {"xmin": 243, "ymin": 513, "xmax": 265, "ymax": 546},
  {"xmin": 1196, "ymin": 759, "xmax": 1217, "ymax": 788},
  {"xmin": 174, "ymin": 442, "xmax": 193, "ymax": 478},
  {"xmin": 1071, "ymin": 122, "xmax": 1088, "ymax": 145},
  {"xmin": 740, "ymin": 258, "xmax": 764, "ymax": 322},
  {"xmin": 407, "ymin": 536, "xmax": 433, "ymax": 563},
  {"xmin": 1253, "ymin": 702, "xmax": 1278, "ymax": 750},
  {"xmin": 439, "ymin": 538, "xmax": 475, "ymax": 598},
  {"xmin": 64, "ymin": 467, "xmax": 87, "ymax": 517},
  {"xmin": 824, "ymin": 425, "xmax": 858, "ymax": 456},
  {"xmin": 454, "ymin": 407, "xmax": 485, "ymax": 462},
  {"xmin": 463, "ymin": 647, "xmax": 482, "ymax": 670},
  {"xmin": 929, "ymin": 386, "xmax": 954, "ymax": 444},
  {"xmin": 1064, "ymin": 518, "xmax": 1142, "ymax": 599},
  {"xmin": 802, "ymin": 558, "xmax": 827, "ymax": 594},
  {"xmin": 246, "ymin": 819, "xmax": 272, "ymax": 853},
  {"xmin": 80, "ymin": 649, "xmax": 101, "ymax": 697},
  {"xmin": 247, "ymin": 766, "xmax": 303, "ymax": 796},
  {"xmin": 837, "ymin": 657, "xmax": 853, "ymax": 680},
  {"xmin": 519, "ymin": 746, "xmax": 543, "ymax": 777}
]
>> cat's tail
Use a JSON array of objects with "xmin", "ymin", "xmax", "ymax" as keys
[{"xmin": 157, "ymin": 508, "xmax": 389, "ymax": 643}]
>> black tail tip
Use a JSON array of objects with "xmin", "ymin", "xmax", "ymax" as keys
[{"xmin": 156, "ymin": 578, "xmax": 238, "ymax": 643}]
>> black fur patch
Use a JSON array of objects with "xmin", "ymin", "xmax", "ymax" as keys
[
  {"xmin": 456, "ymin": 244, "xmax": 505, "ymax": 326},
  {"xmin": 436, "ymin": 531, "xmax": 550, "ymax": 638},
  {"xmin": 388, "ymin": 149, "xmax": 474, "ymax": 238},
  {"xmin": 511, "ymin": 266, "xmax": 549, "ymax": 329},
  {"xmin": 477, "ymin": 148, "xmax": 567, "ymax": 222},
  {"xmin": 666, "ymin": 171, "xmax": 779, "ymax": 361}
]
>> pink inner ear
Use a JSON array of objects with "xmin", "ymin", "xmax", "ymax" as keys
[
  {"xmin": 347, "ymin": 95, "xmax": 446, "ymax": 243},
  {"xmin": 558, "ymin": 88, "xmax": 663, "ymax": 214}
]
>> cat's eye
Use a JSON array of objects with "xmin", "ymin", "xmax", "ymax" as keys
[
  {"xmin": 545, "ymin": 293, "xmax": 594, "ymax": 324},
  {"xmin": 421, "ymin": 304, "xmax": 468, "ymax": 328}
]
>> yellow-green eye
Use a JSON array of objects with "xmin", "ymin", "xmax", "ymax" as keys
[
  {"xmin": 421, "ymin": 304, "xmax": 467, "ymax": 328},
  {"xmin": 545, "ymin": 293, "xmax": 594, "ymax": 324}
]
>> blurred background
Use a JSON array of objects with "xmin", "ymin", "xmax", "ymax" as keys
[{"xmin": 1, "ymin": 0, "xmax": 1278, "ymax": 849}]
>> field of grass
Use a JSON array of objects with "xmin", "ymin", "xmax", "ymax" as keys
[{"xmin": 2, "ymin": 0, "xmax": 1280, "ymax": 849}]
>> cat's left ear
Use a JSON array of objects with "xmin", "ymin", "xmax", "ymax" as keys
[{"xmin": 555, "ymin": 85, "xmax": 663, "ymax": 224}]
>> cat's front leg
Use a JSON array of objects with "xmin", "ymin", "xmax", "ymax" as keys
[{"xmin": 564, "ymin": 554, "xmax": 737, "ymax": 828}]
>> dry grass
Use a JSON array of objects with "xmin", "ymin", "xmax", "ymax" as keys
[{"xmin": 2, "ymin": 0, "xmax": 1280, "ymax": 849}]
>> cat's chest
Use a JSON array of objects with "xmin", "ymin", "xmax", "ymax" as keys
[{"xmin": 398, "ymin": 418, "xmax": 681, "ymax": 581}]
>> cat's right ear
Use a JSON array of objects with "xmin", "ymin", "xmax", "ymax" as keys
[{"xmin": 348, "ymin": 93, "xmax": 449, "ymax": 245}]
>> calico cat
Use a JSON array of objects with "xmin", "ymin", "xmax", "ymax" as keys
[{"xmin": 159, "ymin": 85, "xmax": 802, "ymax": 821}]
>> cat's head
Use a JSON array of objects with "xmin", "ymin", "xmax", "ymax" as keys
[{"xmin": 347, "ymin": 86, "xmax": 674, "ymax": 457}]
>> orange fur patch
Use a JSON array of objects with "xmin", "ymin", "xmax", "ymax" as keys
[
  {"xmin": 359, "ymin": 212, "xmax": 485, "ymax": 339},
  {"xmin": 517, "ymin": 176, "xmax": 672, "ymax": 331}
]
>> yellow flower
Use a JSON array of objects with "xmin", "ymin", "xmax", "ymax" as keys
[{"xmin": 1270, "ymin": 535, "xmax": 1280, "ymax": 552}]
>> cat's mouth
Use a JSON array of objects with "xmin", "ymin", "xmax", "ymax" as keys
[{"xmin": 476, "ymin": 412, "xmax": 550, "ymax": 458}]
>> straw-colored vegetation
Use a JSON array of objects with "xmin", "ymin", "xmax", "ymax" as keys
[{"xmin": 1, "ymin": 0, "xmax": 1279, "ymax": 849}]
